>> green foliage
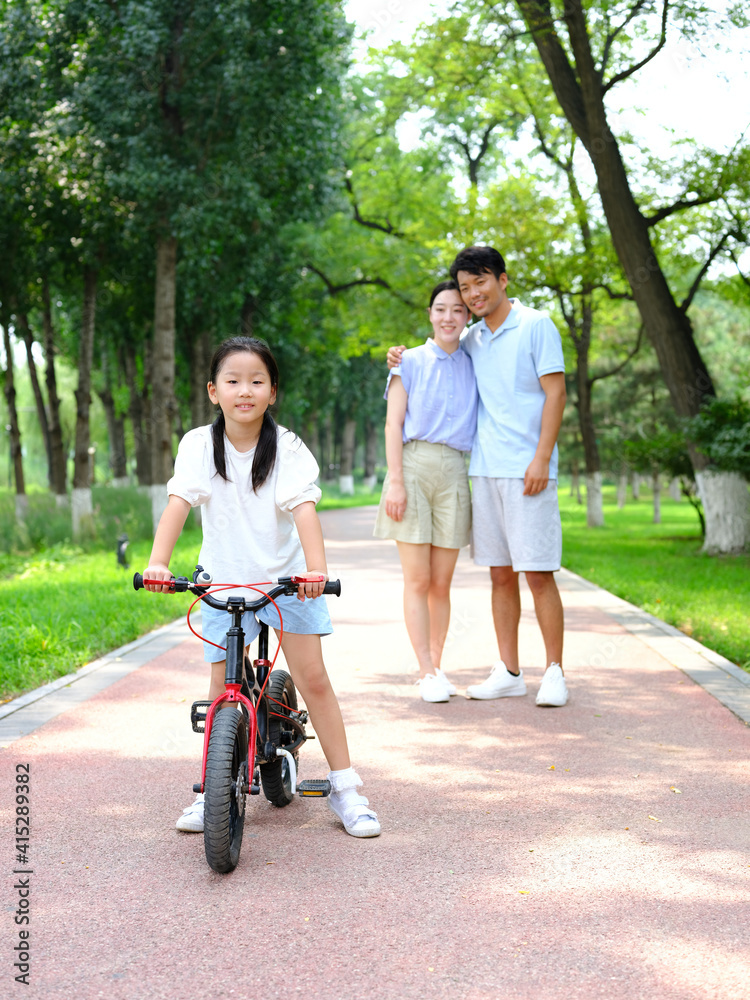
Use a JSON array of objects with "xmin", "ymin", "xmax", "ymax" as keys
[
  {"xmin": 686, "ymin": 397, "xmax": 750, "ymax": 478},
  {"xmin": 0, "ymin": 531, "xmax": 202, "ymax": 699},
  {"xmin": 559, "ymin": 488, "xmax": 750, "ymax": 671},
  {"xmin": 0, "ymin": 485, "xmax": 154, "ymax": 555}
]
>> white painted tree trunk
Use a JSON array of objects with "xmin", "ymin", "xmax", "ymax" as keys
[
  {"xmin": 112, "ymin": 476, "xmax": 130, "ymax": 489},
  {"xmin": 15, "ymin": 493, "xmax": 28, "ymax": 524},
  {"xmin": 363, "ymin": 474, "xmax": 377, "ymax": 491},
  {"xmin": 631, "ymin": 472, "xmax": 640, "ymax": 500},
  {"xmin": 669, "ymin": 477, "xmax": 681, "ymax": 501},
  {"xmin": 617, "ymin": 473, "xmax": 628, "ymax": 508},
  {"xmin": 652, "ymin": 470, "xmax": 661, "ymax": 524},
  {"xmin": 696, "ymin": 470, "xmax": 750, "ymax": 554},
  {"xmin": 338, "ymin": 474, "xmax": 355, "ymax": 496},
  {"xmin": 72, "ymin": 487, "xmax": 94, "ymax": 540},
  {"xmin": 571, "ymin": 467, "xmax": 582, "ymax": 503},
  {"xmin": 151, "ymin": 484, "xmax": 169, "ymax": 534},
  {"xmin": 55, "ymin": 493, "xmax": 70, "ymax": 508},
  {"xmin": 585, "ymin": 471, "xmax": 604, "ymax": 527}
]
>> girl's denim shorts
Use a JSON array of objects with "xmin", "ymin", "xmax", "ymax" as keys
[{"xmin": 197, "ymin": 593, "xmax": 333, "ymax": 663}]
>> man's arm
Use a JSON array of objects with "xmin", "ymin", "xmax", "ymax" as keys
[
  {"xmin": 523, "ymin": 372, "xmax": 566, "ymax": 496},
  {"xmin": 386, "ymin": 345, "xmax": 406, "ymax": 369}
]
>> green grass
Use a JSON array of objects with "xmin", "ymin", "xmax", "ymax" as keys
[
  {"xmin": 559, "ymin": 487, "xmax": 750, "ymax": 671},
  {"xmin": 0, "ymin": 531, "xmax": 203, "ymax": 702},
  {"xmin": 318, "ymin": 479, "xmax": 382, "ymax": 509}
]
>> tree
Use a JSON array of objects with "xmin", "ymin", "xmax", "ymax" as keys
[{"xmin": 497, "ymin": 0, "xmax": 750, "ymax": 550}]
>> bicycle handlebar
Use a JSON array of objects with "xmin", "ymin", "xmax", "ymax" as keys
[{"xmin": 133, "ymin": 568, "xmax": 341, "ymax": 608}]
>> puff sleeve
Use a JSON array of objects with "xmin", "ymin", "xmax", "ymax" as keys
[
  {"xmin": 167, "ymin": 426, "xmax": 213, "ymax": 507},
  {"xmin": 274, "ymin": 430, "xmax": 322, "ymax": 512}
]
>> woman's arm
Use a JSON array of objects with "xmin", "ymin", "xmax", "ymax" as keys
[
  {"xmin": 292, "ymin": 501, "xmax": 329, "ymax": 601},
  {"xmin": 384, "ymin": 375, "xmax": 408, "ymax": 521},
  {"xmin": 143, "ymin": 495, "xmax": 192, "ymax": 592}
]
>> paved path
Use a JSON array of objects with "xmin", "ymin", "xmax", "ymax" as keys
[{"xmin": 1, "ymin": 507, "xmax": 749, "ymax": 1000}]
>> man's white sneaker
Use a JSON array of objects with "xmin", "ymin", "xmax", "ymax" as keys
[
  {"xmin": 465, "ymin": 661, "xmax": 526, "ymax": 700},
  {"xmin": 416, "ymin": 673, "xmax": 451, "ymax": 703},
  {"xmin": 175, "ymin": 793, "xmax": 204, "ymax": 832},
  {"xmin": 436, "ymin": 668, "xmax": 457, "ymax": 696},
  {"xmin": 536, "ymin": 663, "xmax": 569, "ymax": 707}
]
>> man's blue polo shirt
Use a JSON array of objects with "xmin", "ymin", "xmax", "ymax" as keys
[{"xmin": 460, "ymin": 299, "xmax": 565, "ymax": 479}]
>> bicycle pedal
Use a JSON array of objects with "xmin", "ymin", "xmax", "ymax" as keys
[
  {"xmin": 190, "ymin": 701, "xmax": 213, "ymax": 733},
  {"xmin": 297, "ymin": 779, "xmax": 332, "ymax": 798}
]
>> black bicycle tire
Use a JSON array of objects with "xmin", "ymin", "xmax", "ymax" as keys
[
  {"xmin": 259, "ymin": 670, "xmax": 299, "ymax": 807},
  {"xmin": 203, "ymin": 708, "xmax": 248, "ymax": 873}
]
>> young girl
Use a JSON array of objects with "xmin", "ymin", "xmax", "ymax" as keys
[
  {"xmin": 373, "ymin": 281, "xmax": 477, "ymax": 702},
  {"xmin": 143, "ymin": 336, "xmax": 380, "ymax": 839}
]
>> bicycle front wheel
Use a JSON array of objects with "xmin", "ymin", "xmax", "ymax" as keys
[
  {"xmin": 204, "ymin": 708, "xmax": 248, "ymax": 874},
  {"xmin": 260, "ymin": 670, "xmax": 299, "ymax": 807}
]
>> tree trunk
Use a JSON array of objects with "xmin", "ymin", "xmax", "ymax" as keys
[
  {"xmin": 42, "ymin": 280, "xmax": 68, "ymax": 500},
  {"xmin": 519, "ymin": 0, "xmax": 724, "ymax": 538},
  {"xmin": 577, "ymin": 370, "xmax": 603, "ymax": 525},
  {"xmin": 338, "ymin": 416, "xmax": 357, "ymax": 495},
  {"xmin": 190, "ymin": 329, "xmax": 214, "ymax": 429},
  {"xmin": 652, "ymin": 467, "xmax": 661, "ymax": 524},
  {"xmin": 696, "ymin": 471, "xmax": 749, "ymax": 554},
  {"xmin": 631, "ymin": 472, "xmax": 640, "ymax": 501},
  {"xmin": 124, "ymin": 348, "xmax": 152, "ymax": 487},
  {"xmin": 150, "ymin": 234, "xmax": 178, "ymax": 529},
  {"xmin": 363, "ymin": 417, "xmax": 378, "ymax": 491},
  {"xmin": 585, "ymin": 471, "xmax": 604, "ymax": 527},
  {"xmin": 669, "ymin": 477, "xmax": 681, "ymax": 502},
  {"xmin": 304, "ymin": 412, "xmax": 321, "ymax": 472},
  {"xmin": 99, "ymin": 385, "xmax": 128, "ymax": 484},
  {"xmin": 519, "ymin": 1, "xmax": 715, "ymax": 419},
  {"xmin": 18, "ymin": 313, "xmax": 52, "ymax": 490},
  {"xmin": 72, "ymin": 268, "xmax": 97, "ymax": 539},
  {"xmin": 617, "ymin": 472, "xmax": 628, "ymax": 509},
  {"xmin": 2, "ymin": 317, "xmax": 28, "ymax": 531},
  {"xmin": 320, "ymin": 412, "xmax": 334, "ymax": 481}
]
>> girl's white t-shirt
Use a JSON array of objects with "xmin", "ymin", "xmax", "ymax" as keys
[{"xmin": 167, "ymin": 423, "xmax": 321, "ymax": 595}]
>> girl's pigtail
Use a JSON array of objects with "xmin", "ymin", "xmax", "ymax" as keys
[
  {"xmin": 212, "ymin": 411, "xmax": 229, "ymax": 482},
  {"xmin": 252, "ymin": 411, "xmax": 278, "ymax": 492}
]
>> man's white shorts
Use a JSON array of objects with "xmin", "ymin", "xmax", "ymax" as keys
[{"xmin": 471, "ymin": 477, "xmax": 562, "ymax": 571}]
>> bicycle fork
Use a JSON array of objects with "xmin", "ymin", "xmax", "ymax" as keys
[{"xmin": 191, "ymin": 609, "xmax": 257, "ymax": 795}]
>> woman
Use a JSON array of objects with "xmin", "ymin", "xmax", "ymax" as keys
[{"xmin": 373, "ymin": 281, "xmax": 477, "ymax": 702}]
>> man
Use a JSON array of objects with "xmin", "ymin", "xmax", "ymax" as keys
[{"xmin": 389, "ymin": 246, "xmax": 569, "ymax": 706}]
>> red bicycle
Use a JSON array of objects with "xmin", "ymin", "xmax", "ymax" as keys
[{"xmin": 134, "ymin": 565, "xmax": 341, "ymax": 873}]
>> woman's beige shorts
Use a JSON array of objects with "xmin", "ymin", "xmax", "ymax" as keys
[{"xmin": 373, "ymin": 440, "xmax": 471, "ymax": 548}]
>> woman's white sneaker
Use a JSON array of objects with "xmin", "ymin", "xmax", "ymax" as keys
[
  {"xmin": 436, "ymin": 668, "xmax": 457, "ymax": 696},
  {"xmin": 416, "ymin": 673, "xmax": 451, "ymax": 703},
  {"xmin": 465, "ymin": 661, "xmax": 526, "ymax": 699},
  {"xmin": 536, "ymin": 663, "xmax": 569, "ymax": 707}
]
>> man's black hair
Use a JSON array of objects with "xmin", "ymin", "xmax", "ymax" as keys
[{"xmin": 449, "ymin": 246, "xmax": 507, "ymax": 282}]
